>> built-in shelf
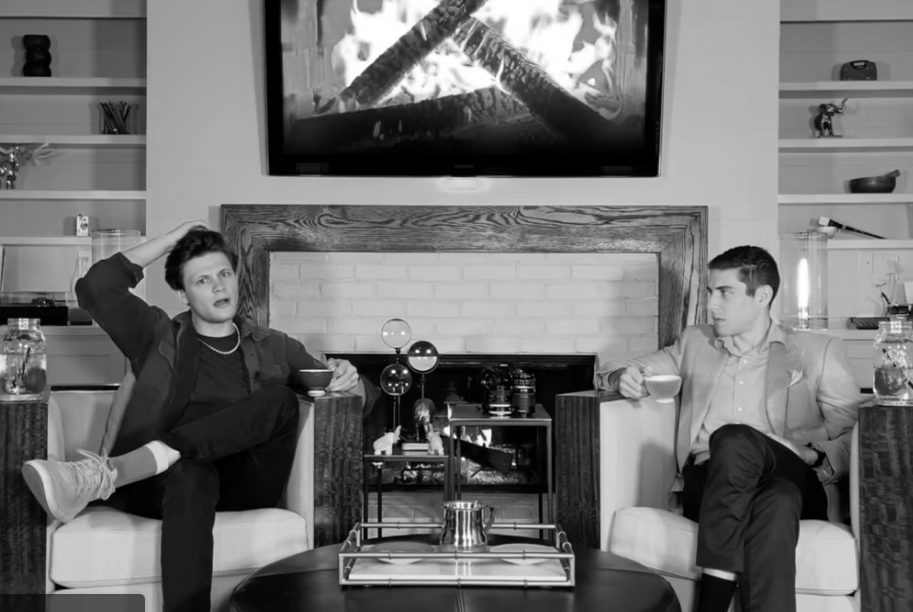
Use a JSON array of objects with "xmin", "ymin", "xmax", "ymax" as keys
[
  {"xmin": 805, "ymin": 328, "xmax": 878, "ymax": 341},
  {"xmin": 779, "ymin": 194, "xmax": 913, "ymax": 205},
  {"xmin": 0, "ymin": 236, "xmax": 91, "ymax": 246},
  {"xmin": 0, "ymin": 135, "xmax": 145, "ymax": 147},
  {"xmin": 779, "ymin": 138, "xmax": 913, "ymax": 152},
  {"xmin": 0, "ymin": 190, "xmax": 146, "ymax": 201},
  {"xmin": 828, "ymin": 239, "xmax": 913, "ymax": 250},
  {"xmin": 780, "ymin": 81, "xmax": 913, "ymax": 98},
  {"xmin": 0, "ymin": 0, "xmax": 146, "ymax": 19},
  {"xmin": 0, "ymin": 78, "xmax": 146, "ymax": 95}
]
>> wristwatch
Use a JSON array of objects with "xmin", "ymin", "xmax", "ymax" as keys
[{"xmin": 806, "ymin": 443, "xmax": 826, "ymax": 468}]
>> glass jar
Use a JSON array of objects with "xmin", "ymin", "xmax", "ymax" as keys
[
  {"xmin": 873, "ymin": 319, "xmax": 913, "ymax": 406},
  {"xmin": 0, "ymin": 318, "xmax": 48, "ymax": 402},
  {"xmin": 779, "ymin": 231, "xmax": 829, "ymax": 330}
]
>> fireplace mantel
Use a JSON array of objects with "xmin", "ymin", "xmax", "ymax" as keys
[
  {"xmin": 221, "ymin": 203, "xmax": 707, "ymax": 547},
  {"xmin": 221, "ymin": 205, "xmax": 708, "ymax": 348}
]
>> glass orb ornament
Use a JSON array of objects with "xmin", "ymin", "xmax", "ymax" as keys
[
  {"xmin": 381, "ymin": 318, "xmax": 412, "ymax": 350},
  {"xmin": 380, "ymin": 363, "xmax": 413, "ymax": 396},
  {"xmin": 406, "ymin": 340, "xmax": 439, "ymax": 373}
]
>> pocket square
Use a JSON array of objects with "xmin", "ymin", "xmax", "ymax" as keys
[{"xmin": 788, "ymin": 368, "xmax": 805, "ymax": 387}]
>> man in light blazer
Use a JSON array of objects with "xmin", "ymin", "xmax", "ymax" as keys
[{"xmin": 596, "ymin": 245, "xmax": 865, "ymax": 612}]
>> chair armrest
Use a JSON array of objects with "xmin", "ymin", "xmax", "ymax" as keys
[
  {"xmin": 281, "ymin": 397, "xmax": 314, "ymax": 550},
  {"xmin": 600, "ymin": 396, "xmax": 678, "ymax": 549},
  {"xmin": 45, "ymin": 397, "xmax": 65, "ymax": 592},
  {"xmin": 47, "ymin": 395, "xmax": 66, "ymax": 462},
  {"xmin": 850, "ymin": 423, "xmax": 859, "ymax": 539}
]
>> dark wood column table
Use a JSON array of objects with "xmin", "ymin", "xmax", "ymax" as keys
[
  {"xmin": 0, "ymin": 390, "xmax": 49, "ymax": 593},
  {"xmin": 309, "ymin": 393, "xmax": 364, "ymax": 548},
  {"xmin": 231, "ymin": 534, "xmax": 681, "ymax": 612},
  {"xmin": 859, "ymin": 403, "xmax": 913, "ymax": 612}
]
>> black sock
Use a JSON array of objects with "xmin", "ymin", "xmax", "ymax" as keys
[{"xmin": 696, "ymin": 573, "xmax": 736, "ymax": 612}]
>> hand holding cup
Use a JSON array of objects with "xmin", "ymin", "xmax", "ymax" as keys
[{"xmin": 615, "ymin": 365, "xmax": 652, "ymax": 400}]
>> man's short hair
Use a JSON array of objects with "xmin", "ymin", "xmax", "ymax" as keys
[
  {"xmin": 708, "ymin": 245, "xmax": 780, "ymax": 304},
  {"xmin": 164, "ymin": 229, "xmax": 239, "ymax": 291}
]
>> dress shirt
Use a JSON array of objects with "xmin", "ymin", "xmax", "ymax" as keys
[{"xmin": 691, "ymin": 322, "xmax": 787, "ymax": 464}]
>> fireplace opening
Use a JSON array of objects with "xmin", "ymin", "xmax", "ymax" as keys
[{"xmin": 329, "ymin": 352, "xmax": 594, "ymax": 493}]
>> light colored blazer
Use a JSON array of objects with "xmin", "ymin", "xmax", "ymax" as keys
[{"xmin": 596, "ymin": 323, "xmax": 866, "ymax": 521}]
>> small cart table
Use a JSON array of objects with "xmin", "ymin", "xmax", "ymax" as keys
[{"xmin": 447, "ymin": 404, "xmax": 553, "ymax": 529}]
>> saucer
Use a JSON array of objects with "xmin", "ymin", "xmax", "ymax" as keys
[
  {"xmin": 489, "ymin": 543, "xmax": 554, "ymax": 565},
  {"xmin": 307, "ymin": 389, "xmax": 327, "ymax": 398},
  {"xmin": 363, "ymin": 541, "xmax": 436, "ymax": 564}
]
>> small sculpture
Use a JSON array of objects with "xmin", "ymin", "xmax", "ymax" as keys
[
  {"xmin": 372, "ymin": 425, "xmax": 402, "ymax": 455},
  {"xmin": 0, "ymin": 143, "xmax": 57, "ymax": 189},
  {"xmin": 428, "ymin": 430, "xmax": 444, "ymax": 456},
  {"xmin": 813, "ymin": 98, "xmax": 848, "ymax": 138}
]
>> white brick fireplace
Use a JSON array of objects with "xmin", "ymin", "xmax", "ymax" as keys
[
  {"xmin": 221, "ymin": 204, "xmax": 707, "ymax": 364},
  {"xmin": 269, "ymin": 251, "xmax": 658, "ymax": 366}
]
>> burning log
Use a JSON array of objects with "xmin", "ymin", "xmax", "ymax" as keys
[
  {"xmin": 452, "ymin": 18, "xmax": 633, "ymax": 148},
  {"xmin": 317, "ymin": 0, "xmax": 491, "ymax": 114},
  {"xmin": 290, "ymin": 86, "xmax": 540, "ymax": 153}
]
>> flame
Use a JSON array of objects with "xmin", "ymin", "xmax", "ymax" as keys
[{"xmin": 330, "ymin": 0, "xmax": 621, "ymax": 115}]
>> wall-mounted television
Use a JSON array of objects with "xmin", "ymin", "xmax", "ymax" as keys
[{"xmin": 265, "ymin": 0, "xmax": 666, "ymax": 177}]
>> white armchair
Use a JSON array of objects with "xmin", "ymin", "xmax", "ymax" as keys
[
  {"xmin": 43, "ymin": 377, "xmax": 316, "ymax": 612},
  {"xmin": 599, "ymin": 396, "xmax": 859, "ymax": 612}
]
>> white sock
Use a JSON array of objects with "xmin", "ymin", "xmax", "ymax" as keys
[{"xmin": 145, "ymin": 441, "xmax": 180, "ymax": 475}]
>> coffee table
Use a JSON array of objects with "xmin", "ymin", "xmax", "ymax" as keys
[{"xmin": 230, "ymin": 534, "xmax": 681, "ymax": 612}]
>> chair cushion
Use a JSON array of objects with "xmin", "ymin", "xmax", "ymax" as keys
[
  {"xmin": 50, "ymin": 506, "xmax": 309, "ymax": 588},
  {"xmin": 608, "ymin": 507, "xmax": 857, "ymax": 596}
]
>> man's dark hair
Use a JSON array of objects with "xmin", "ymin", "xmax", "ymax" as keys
[
  {"xmin": 708, "ymin": 245, "xmax": 780, "ymax": 305},
  {"xmin": 164, "ymin": 229, "xmax": 239, "ymax": 291}
]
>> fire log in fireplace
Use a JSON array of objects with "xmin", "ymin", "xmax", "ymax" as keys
[{"xmin": 289, "ymin": 0, "xmax": 642, "ymax": 155}]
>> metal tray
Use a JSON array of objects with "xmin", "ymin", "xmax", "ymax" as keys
[{"xmin": 338, "ymin": 522, "xmax": 575, "ymax": 588}]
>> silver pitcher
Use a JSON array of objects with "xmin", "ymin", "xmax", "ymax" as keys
[{"xmin": 439, "ymin": 500, "xmax": 494, "ymax": 552}]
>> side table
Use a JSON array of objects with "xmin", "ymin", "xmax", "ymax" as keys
[
  {"xmin": 0, "ymin": 390, "xmax": 49, "ymax": 593},
  {"xmin": 363, "ymin": 446, "xmax": 453, "ymax": 538},
  {"xmin": 448, "ymin": 404, "xmax": 553, "ymax": 529},
  {"xmin": 859, "ymin": 403, "xmax": 913, "ymax": 612}
]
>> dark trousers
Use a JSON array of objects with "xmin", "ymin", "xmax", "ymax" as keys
[
  {"xmin": 107, "ymin": 386, "xmax": 301, "ymax": 612},
  {"xmin": 682, "ymin": 424, "xmax": 828, "ymax": 612}
]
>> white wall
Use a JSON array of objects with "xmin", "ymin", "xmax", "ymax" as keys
[{"xmin": 145, "ymin": 0, "xmax": 781, "ymax": 314}]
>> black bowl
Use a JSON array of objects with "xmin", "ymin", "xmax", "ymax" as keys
[{"xmin": 848, "ymin": 176, "xmax": 897, "ymax": 193}]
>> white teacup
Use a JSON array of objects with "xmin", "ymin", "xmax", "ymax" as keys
[{"xmin": 644, "ymin": 374, "xmax": 682, "ymax": 404}]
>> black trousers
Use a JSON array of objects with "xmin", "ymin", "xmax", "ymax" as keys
[
  {"xmin": 682, "ymin": 424, "xmax": 829, "ymax": 612},
  {"xmin": 106, "ymin": 386, "xmax": 301, "ymax": 612}
]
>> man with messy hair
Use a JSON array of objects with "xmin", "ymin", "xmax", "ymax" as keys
[{"xmin": 22, "ymin": 220, "xmax": 377, "ymax": 612}]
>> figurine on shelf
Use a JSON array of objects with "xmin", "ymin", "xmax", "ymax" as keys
[
  {"xmin": 813, "ymin": 98, "xmax": 848, "ymax": 138},
  {"xmin": 372, "ymin": 426, "xmax": 402, "ymax": 455},
  {"xmin": 0, "ymin": 143, "xmax": 58, "ymax": 189},
  {"xmin": 428, "ymin": 429, "xmax": 444, "ymax": 456}
]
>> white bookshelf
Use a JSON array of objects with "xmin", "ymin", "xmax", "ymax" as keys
[
  {"xmin": 0, "ymin": 191, "xmax": 147, "ymax": 201},
  {"xmin": 0, "ymin": 77, "xmax": 146, "ymax": 94},
  {"xmin": 0, "ymin": 236, "xmax": 91, "ymax": 246},
  {"xmin": 0, "ymin": 0, "xmax": 146, "ymax": 19},
  {"xmin": 779, "ymin": 138, "xmax": 913, "ymax": 153},
  {"xmin": 0, "ymin": 135, "xmax": 146, "ymax": 147},
  {"xmin": 780, "ymin": 81, "xmax": 913, "ymax": 98},
  {"xmin": 778, "ymin": 194, "xmax": 913, "ymax": 205},
  {"xmin": 828, "ymin": 239, "xmax": 913, "ymax": 250}
]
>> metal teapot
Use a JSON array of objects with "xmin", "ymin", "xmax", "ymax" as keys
[{"xmin": 439, "ymin": 500, "xmax": 494, "ymax": 553}]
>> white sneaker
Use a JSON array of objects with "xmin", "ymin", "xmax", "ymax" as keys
[{"xmin": 21, "ymin": 449, "xmax": 118, "ymax": 523}]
